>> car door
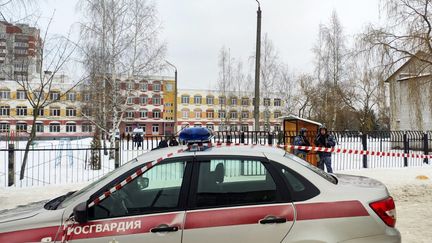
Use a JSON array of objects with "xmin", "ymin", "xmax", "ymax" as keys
[
  {"xmin": 67, "ymin": 158, "xmax": 192, "ymax": 243},
  {"xmin": 182, "ymin": 156, "xmax": 295, "ymax": 243}
]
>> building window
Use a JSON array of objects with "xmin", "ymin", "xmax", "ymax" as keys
[
  {"xmin": 82, "ymin": 107, "xmax": 91, "ymax": 116},
  {"xmin": 181, "ymin": 95, "xmax": 190, "ymax": 104},
  {"xmin": 194, "ymin": 95, "xmax": 202, "ymax": 104},
  {"xmin": 153, "ymin": 110, "xmax": 161, "ymax": 119},
  {"xmin": 230, "ymin": 124, "xmax": 238, "ymax": 131},
  {"xmin": 0, "ymin": 122, "xmax": 10, "ymax": 132},
  {"xmin": 274, "ymin": 111, "xmax": 281, "ymax": 118},
  {"xmin": 206, "ymin": 124, "xmax": 214, "ymax": 130},
  {"xmin": 195, "ymin": 110, "xmax": 201, "ymax": 119},
  {"xmin": 66, "ymin": 107, "xmax": 76, "ymax": 117},
  {"xmin": 125, "ymin": 125, "xmax": 133, "ymax": 133},
  {"xmin": 152, "ymin": 124, "xmax": 159, "ymax": 134},
  {"xmin": 153, "ymin": 82, "xmax": 161, "ymax": 92},
  {"xmin": 241, "ymin": 98, "xmax": 249, "ymax": 106},
  {"xmin": 127, "ymin": 97, "xmax": 133, "ymax": 105},
  {"xmin": 127, "ymin": 82, "xmax": 133, "ymax": 90},
  {"xmin": 17, "ymin": 90, "xmax": 26, "ymax": 100},
  {"xmin": 152, "ymin": 96, "xmax": 161, "ymax": 105},
  {"xmin": 141, "ymin": 82, "xmax": 148, "ymax": 91},
  {"xmin": 0, "ymin": 90, "xmax": 10, "ymax": 99},
  {"xmin": 219, "ymin": 96, "xmax": 226, "ymax": 105},
  {"xmin": 140, "ymin": 96, "xmax": 147, "ymax": 105},
  {"xmin": 84, "ymin": 94, "xmax": 91, "ymax": 101},
  {"xmin": 50, "ymin": 92, "xmax": 60, "ymax": 101},
  {"xmin": 166, "ymin": 84, "xmax": 173, "ymax": 92},
  {"xmin": 274, "ymin": 99, "xmax": 281, "ymax": 107},
  {"xmin": 231, "ymin": 97, "xmax": 237, "ymax": 105},
  {"xmin": 68, "ymin": 92, "xmax": 76, "ymax": 101},
  {"xmin": 241, "ymin": 124, "xmax": 249, "ymax": 132},
  {"xmin": 50, "ymin": 107, "xmax": 60, "ymax": 116},
  {"xmin": 82, "ymin": 124, "xmax": 92, "ymax": 133},
  {"xmin": 242, "ymin": 111, "xmax": 249, "ymax": 119},
  {"xmin": 140, "ymin": 110, "xmax": 148, "ymax": 118},
  {"xmin": 230, "ymin": 110, "xmax": 238, "ymax": 119},
  {"xmin": 218, "ymin": 110, "xmax": 226, "ymax": 119},
  {"xmin": 66, "ymin": 123, "xmax": 76, "ymax": 133},
  {"xmin": 263, "ymin": 98, "xmax": 271, "ymax": 106},
  {"xmin": 206, "ymin": 110, "xmax": 214, "ymax": 119},
  {"xmin": 35, "ymin": 123, "xmax": 44, "ymax": 133},
  {"xmin": 49, "ymin": 123, "xmax": 60, "ymax": 133},
  {"xmin": 0, "ymin": 105, "xmax": 10, "ymax": 116},
  {"xmin": 206, "ymin": 96, "xmax": 214, "ymax": 105},
  {"xmin": 16, "ymin": 122, "xmax": 27, "ymax": 132},
  {"xmin": 182, "ymin": 109, "xmax": 189, "ymax": 119},
  {"xmin": 274, "ymin": 124, "xmax": 281, "ymax": 131},
  {"xmin": 36, "ymin": 108, "xmax": 44, "ymax": 116},
  {"xmin": 264, "ymin": 110, "xmax": 271, "ymax": 119},
  {"xmin": 126, "ymin": 111, "xmax": 134, "ymax": 119},
  {"xmin": 16, "ymin": 106, "xmax": 27, "ymax": 116}
]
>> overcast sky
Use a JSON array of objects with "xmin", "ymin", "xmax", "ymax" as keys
[{"xmin": 37, "ymin": 0, "xmax": 382, "ymax": 89}]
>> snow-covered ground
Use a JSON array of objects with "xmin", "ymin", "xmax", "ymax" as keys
[{"xmin": 0, "ymin": 166, "xmax": 431, "ymax": 242}]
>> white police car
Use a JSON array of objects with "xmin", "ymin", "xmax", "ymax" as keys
[{"xmin": 0, "ymin": 127, "xmax": 401, "ymax": 242}]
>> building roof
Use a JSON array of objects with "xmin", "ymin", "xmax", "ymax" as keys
[
  {"xmin": 278, "ymin": 114, "xmax": 322, "ymax": 126},
  {"xmin": 384, "ymin": 51, "xmax": 432, "ymax": 83}
]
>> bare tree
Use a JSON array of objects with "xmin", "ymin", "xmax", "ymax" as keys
[
  {"xmin": 5, "ymin": 15, "xmax": 84, "ymax": 180},
  {"xmin": 79, "ymin": 0, "xmax": 166, "ymax": 149},
  {"xmin": 275, "ymin": 64, "xmax": 296, "ymax": 116},
  {"xmin": 217, "ymin": 46, "xmax": 234, "ymax": 130},
  {"xmin": 312, "ymin": 10, "xmax": 347, "ymax": 129}
]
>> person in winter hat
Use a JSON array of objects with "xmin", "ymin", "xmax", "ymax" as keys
[
  {"xmin": 314, "ymin": 125, "xmax": 336, "ymax": 173},
  {"xmin": 293, "ymin": 128, "xmax": 311, "ymax": 159}
]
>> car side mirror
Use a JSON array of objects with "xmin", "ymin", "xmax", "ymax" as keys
[
  {"xmin": 73, "ymin": 202, "xmax": 88, "ymax": 224},
  {"xmin": 138, "ymin": 177, "xmax": 149, "ymax": 189}
]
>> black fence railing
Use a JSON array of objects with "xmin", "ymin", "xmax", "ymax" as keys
[{"xmin": 1, "ymin": 130, "xmax": 431, "ymax": 188}]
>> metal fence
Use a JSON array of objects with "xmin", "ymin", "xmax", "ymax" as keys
[{"xmin": 1, "ymin": 130, "xmax": 431, "ymax": 188}]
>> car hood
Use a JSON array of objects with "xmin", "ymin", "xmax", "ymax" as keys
[
  {"xmin": 335, "ymin": 174, "xmax": 386, "ymax": 189},
  {"xmin": 0, "ymin": 200, "xmax": 47, "ymax": 224}
]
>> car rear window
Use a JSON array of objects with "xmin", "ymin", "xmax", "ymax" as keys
[{"xmin": 284, "ymin": 153, "xmax": 338, "ymax": 185}]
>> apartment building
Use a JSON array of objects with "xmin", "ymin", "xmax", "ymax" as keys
[
  {"xmin": 177, "ymin": 89, "xmax": 283, "ymax": 132},
  {"xmin": 0, "ymin": 22, "xmax": 40, "ymax": 81}
]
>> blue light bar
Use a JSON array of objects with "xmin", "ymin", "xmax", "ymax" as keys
[{"xmin": 179, "ymin": 127, "xmax": 213, "ymax": 143}]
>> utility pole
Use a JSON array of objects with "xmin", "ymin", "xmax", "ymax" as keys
[{"xmin": 254, "ymin": 0, "xmax": 262, "ymax": 131}]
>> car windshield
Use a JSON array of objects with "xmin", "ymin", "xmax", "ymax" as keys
[
  {"xmin": 284, "ymin": 153, "xmax": 338, "ymax": 184},
  {"xmin": 59, "ymin": 158, "xmax": 138, "ymax": 208}
]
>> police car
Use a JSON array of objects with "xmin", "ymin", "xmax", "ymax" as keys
[{"xmin": 0, "ymin": 127, "xmax": 401, "ymax": 242}]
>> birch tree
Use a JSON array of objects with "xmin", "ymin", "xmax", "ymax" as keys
[{"xmin": 79, "ymin": 0, "xmax": 166, "ymax": 148}]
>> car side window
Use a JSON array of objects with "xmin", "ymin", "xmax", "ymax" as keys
[
  {"xmin": 88, "ymin": 161, "xmax": 186, "ymax": 220},
  {"xmin": 272, "ymin": 162, "xmax": 320, "ymax": 202},
  {"xmin": 193, "ymin": 159, "xmax": 281, "ymax": 208}
]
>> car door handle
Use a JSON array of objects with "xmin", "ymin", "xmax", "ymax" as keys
[
  {"xmin": 259, "ymin": 216, "xmax": 287, "ymax": 224},
  {"xmin": 150, "ymin": 224, "xmax": 179, "ymax": 233}
]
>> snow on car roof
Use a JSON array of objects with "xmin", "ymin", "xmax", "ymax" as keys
[{"xmin": 133, "ymin": 144, "xmax": 286, "ymax": 165}]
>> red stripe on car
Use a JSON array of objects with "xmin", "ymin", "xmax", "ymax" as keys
[
  {"xmin": 184, "ymin": 204, "xmax": 295, "ymax": 229},
  {"xmin": 0, "ymin": 226, "xmax": 60, "ymax": 243},
  {"xmin": 295, "ymin": 200, "xmax": 369, "ymax": 220}
]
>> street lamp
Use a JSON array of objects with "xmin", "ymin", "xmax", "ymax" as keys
[
  {"xmin": 165, "ymin": 61, "xmax": 178, "ymax": 134},
  {"xmin": 254, "ymin": 0, "xmax": 262, "ymax": 131}
]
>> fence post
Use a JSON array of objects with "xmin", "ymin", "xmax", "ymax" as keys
[
  {"xmin": 240, "ymin": 132, "xmax": 245, "ymax": 144},
  {"xmin": 424, "ymin": 132, "xmax": 429, "ymax": 164},
  {"xmin": 403, "ymin": 133, "xmax": 409, "ymax": 167},
  {"xmin": 115, "ymin": 140, "xmax": 120, "ymax": 168},
  {"xmin": 362, "ymin": 133, "xmax": 368, "ymax": 168},
  {"xmin": 8, "ymin": 143, "xmax": 15, "ymax": 187}
]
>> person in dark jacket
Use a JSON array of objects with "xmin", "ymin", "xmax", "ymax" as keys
[
  {"xmin": 293, "ymin": 128, "xmax": 311, "ymax": 159},
  {"xmin": 169, "ymin": 136, "xmax": 179, "ymax": 146},
  {"xmin": 314, "ymin": 125, "xmax": 336, "ymax": 173},
  {"xmin": 158, "ymin": 138, "xmax": 168, "ymax": 148}
]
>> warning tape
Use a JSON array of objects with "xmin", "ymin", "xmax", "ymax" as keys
[{"xmin": 88, "ymin": 142, "xmax": 431, "ymax": 208}]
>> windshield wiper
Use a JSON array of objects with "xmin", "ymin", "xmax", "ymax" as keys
[{"xmin": 44, "ymin": 191, "xmax": 76, "ymax": 210}]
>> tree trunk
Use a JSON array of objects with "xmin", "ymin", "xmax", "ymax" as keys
[{"xmin": 20, "ymin": 109, "xmax": 38, "ymax": 180}]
